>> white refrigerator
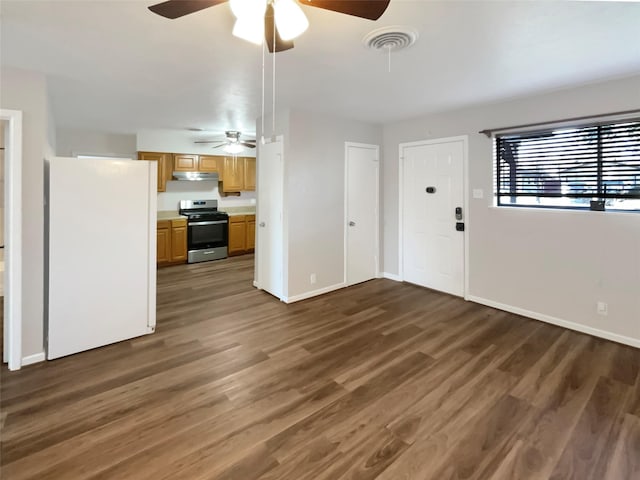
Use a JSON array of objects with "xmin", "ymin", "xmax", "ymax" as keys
[{"xmin": 46, "ymin": 156, "xmax": 157, "ymax": 360}]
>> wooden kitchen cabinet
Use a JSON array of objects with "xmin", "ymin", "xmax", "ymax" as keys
[
  {"xmin": 156, "ymin": 220, "xmax": 171, "ymax": 265},
  {"xmin": 157, "ymin": 218, "xmax": 188, "ymax": 266},
  {"xmin": 221, "ymin": 156, "xmax": 245, "ymax": 192},
  {"xmin": 199, "ymin": 155, "xmax": 219, "ymax": 173},
  {"xmin": 221, "ymin": 156, "xmax": 256, "ymax": 193},
  {"xmin": 246, "ymin": 215, "xmax": 256, "ymax": 252},
  {"xmin": 138, "ymin": 151, "xmax": 172, "ymax": 192},
  {"xmin": 228, "ymin": 215, "xmax": 246, "ymax": 256},
  {"xmin": 173, "ymin": 154, "xmax": 199, "ymax": 172},
  {"xmin": 244, "ymin": 158, "xmax": 256, "ymax": 191},
  {"xmin": 228, "ymin": 214, "xmax": 255, "ymax": 256},
  {"xmin": 170, "ymin": 219, "xmax": 188, "ymax": 263}
]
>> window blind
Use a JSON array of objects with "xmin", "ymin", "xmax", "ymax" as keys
[{"xmin": 496, "ymin": 120, "xmax": 640, "ymax": 211}]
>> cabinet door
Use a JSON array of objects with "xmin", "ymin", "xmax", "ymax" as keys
[
  {"xmin": 228, "ymin": 216, "xmax": 246, "ymax": 255},
  {"xmin": 222, "ymin": 156, "xmax": 244, "ymax": 192},
  {"xmin": 174, "ymin": 154, "xmax": 199, "ymax": 172},
  {"xmin": 171, "ymin": 220, "xmax": 188, "ymax": 263},
  {"xmin": 246, "ymin": 215, "xmax": 256, "ymax": 252},
  {"xmin": 156, "ymin": 221, "xmax": 171, "ymax": 265},
  {"xmin": 244, "ymin": 158, "xmax": 256, "ymax": 191},
  {"xmin": 138, "ymin": 151, "xmax": 169, "ymax": 192},
  {"xmin": 199, "ymin": 155, "xmax": 219, "ymax": 173}
]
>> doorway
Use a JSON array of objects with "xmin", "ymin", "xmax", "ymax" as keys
[
  {"xmin": 345, "ymin": 142, "xmax": 379, "ymax": 286},
  {"xmin": 399, "ymin": 136, "xmax": 468, "ymax": 297}
]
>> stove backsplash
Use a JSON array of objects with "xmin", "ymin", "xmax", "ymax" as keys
[{"xmin": 157, "ymin": 180, "xmax": 256, "ymax": 211}]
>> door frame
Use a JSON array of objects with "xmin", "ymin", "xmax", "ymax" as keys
[
  {"xmin": 1, "ymin": 109, "xmax": 23, "ymax": 370},
  {"xmin": 343, "ymin": 142, "xmax": 380, "ymax": 286},
  {"xmin": 398, "ymin": 135, "xmax": 470, "ymax": 299}
]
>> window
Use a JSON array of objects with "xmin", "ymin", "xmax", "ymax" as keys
[{"xmin": 496, "ymin": 119, "xmax": 640, "ymax": 211}]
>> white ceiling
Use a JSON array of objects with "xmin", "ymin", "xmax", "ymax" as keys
[{"xmin": 2, "ymin": 0, "xmax": 639, "ymax": 137}]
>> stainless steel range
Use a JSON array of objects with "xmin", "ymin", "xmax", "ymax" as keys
[{"xmin": 178, "ymin": 200, "xmax": 228, "ymax": 263}]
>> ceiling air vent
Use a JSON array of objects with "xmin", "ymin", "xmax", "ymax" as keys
[{"xmin": 363, "ymin": 26, "xmax": 418, "ymax": 52}]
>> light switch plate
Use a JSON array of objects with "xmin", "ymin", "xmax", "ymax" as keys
[{"xmin": 473, "ymin": 189, "xmax": 484, "ymax": 199}]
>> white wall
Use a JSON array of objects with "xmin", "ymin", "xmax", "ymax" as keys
[
  {"xmin": 137, "ymin": 128, "xmax": 256, "ymax": 157},
  {"xmin": 285, "ymin": 109, "xmax": 382, "ymax": 298},
  {"xmin": 56, "ymin": 128, "xmax": 136, "ymax": 158},
  {"xmin": 0, "ymin": 67, "xmax": 53, "ymax": 360},
  {"xmin": 383, "ymin": 74, "xmax": 640, "ymax": 345}
]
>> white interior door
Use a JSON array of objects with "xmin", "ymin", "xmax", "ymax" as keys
[
  {"xmin": 257, "ymin": 139, "xmax": 284, "ymax": 300},
  {"xmin": 345, "ymin": 142, "xmax": 379, "ymax": 286},
  {"xmin": 401, "ymin": 138, "xmax": 465, "ymax": 296}
]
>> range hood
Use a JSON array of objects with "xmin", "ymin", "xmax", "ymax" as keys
[{"xmin": 172, "ymin": 171, "xmax": 219, "ymax": 182}]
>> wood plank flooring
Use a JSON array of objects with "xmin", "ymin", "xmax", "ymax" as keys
[{"xmin": 1, "ymin": 255, "xmax": 639, "ymax": 479}]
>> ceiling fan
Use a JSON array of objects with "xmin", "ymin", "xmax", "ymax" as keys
[
  {"xmin": 148, "ymin": 0, "xmax": 391, "ymax": 53},
  {"xmin": 195, "ymin": 130, "xmax": 257, "ymax": 153}
]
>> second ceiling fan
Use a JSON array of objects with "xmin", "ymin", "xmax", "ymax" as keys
[{"xmin": 148, "ymin": 0, "xmax": 391, "ymax": 53}]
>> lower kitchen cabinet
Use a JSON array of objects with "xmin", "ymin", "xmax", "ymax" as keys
[
  {"xmin": 228, "ymin": 216, "xmax": 246, "ymax": 256},
  {"xmin": 170, "ymin": 219, "xmax": 188, "ymax": 262},
  {"xmin": 246, "ymin": 215, "xmax": 255, "ymax": 252},
  {"xmin": 157, "ymin": 218, "xmax": 188, "ymax": 266},
  {"xmin": 157, "ymin": 221, "xmax": 171, "ymax": 264},
  {"xmin": 228, "ymin": 214, "xmax": 256, "ymax": 256}
]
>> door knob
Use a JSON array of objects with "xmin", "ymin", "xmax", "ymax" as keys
[
  {"xmin": 349, "ymin": 221, "xmax": 356, "ymax": 227},
  {"xmin": 259, "ymin": 222, "xmax": 266, "ymax": 227}
]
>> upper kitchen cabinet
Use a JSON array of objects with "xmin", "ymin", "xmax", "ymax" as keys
[
  {"xmin": 199, "ymin": 155, "xmax": 219, "ymax": 173},
  {"xmin": 244, "ymin": 158, "xmax": 256, "ymax": 191},
  {"xmin": 221, "ymin": 156, "xmax": 244, "ymax": 192},
  {"xmin": 173, "ymin": 154, "xmax": 220, "ymax": 173},
  {"xmin": 138, "ymin": 151, "xmax": 172, "ymax": 192},
  {"xmin": 173, "ymin": 154, "xmax": 199, "ymax": 172},
  {"xmin": 221, "ymin": 156, "xmax": 256, "ymax": 193}
]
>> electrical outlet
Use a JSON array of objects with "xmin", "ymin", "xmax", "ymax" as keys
[
  {"xmin": 597, "ymin": 301, "xmax": 608, "ymax": 316},
  {"xmin": 310, "ymin": 273, "xmax": 316, "ymax": 285}
]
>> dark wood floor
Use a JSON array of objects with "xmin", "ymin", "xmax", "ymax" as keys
[{"xmin": 1, "ymin": 255, "xmax": 639, "ymax": 479}]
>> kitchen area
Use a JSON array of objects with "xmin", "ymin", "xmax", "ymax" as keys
[{"xmin": 142, "ymin": 151, "xmax": 257, "ymax": 267}]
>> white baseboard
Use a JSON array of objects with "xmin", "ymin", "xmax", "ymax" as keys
[
  {"xmin": 283, "ymin": 282, "xmax": 346, "ymax": 304},
  {"xmin": 253, "ymin": 280, "xmax": 259, "ymax": 288},
  {"xmin": 22, "ymin": 351, "xmax": 46, "ymax": 366},
  {"xmin": 467, "ymin": 295, "xmax": 640, "ymax": 349},
  {"xmin": 382, "ymin": 272, "xmax": 402, "ymax": 282}
]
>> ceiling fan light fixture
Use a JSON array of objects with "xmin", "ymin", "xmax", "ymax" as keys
[
  {"xmin": 224, "ymin": 143, "xmax": 244, "ymax": 154},
  {"xmin": 274, "ymin": 0, "xmax": 309, "ymax": 41},
  {"xmin": 233, "ymin": 17, "xmax": 265, "ymax": 45}
]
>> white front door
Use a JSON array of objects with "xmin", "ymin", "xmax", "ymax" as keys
[
  {"xmin": 257, "ymin": 138, "xmax": 284, "ymax": 300},
  {"xmin": 401, "ymin": 137, "xmax": 466, "ymax": 296},
  {"xmin": 345, "ymin": 142, "xmax": 379, "ymax": 286}
]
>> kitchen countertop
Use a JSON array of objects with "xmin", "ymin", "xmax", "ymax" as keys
[
  {"xmin": 221, "ymin": 206, "xmax": 256, "ymax": 216},
  {"xmin": 157, "ymin": 211, "xmax": 187, "ymax": 221}
]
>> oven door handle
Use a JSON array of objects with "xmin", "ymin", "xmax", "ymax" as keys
[{"xmin": 189, "ymin": 220, "xmax": 228, "ymax": 226}]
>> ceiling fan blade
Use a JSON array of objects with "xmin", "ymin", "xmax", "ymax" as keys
[
  {"xmin": 210, "ymin": 143, "xmax": 228, "ymax": 149},
  {"xmin": 240, "ymin": 142, "xmax": 257, "ymax": 148},
  {"xmin": 194, "ymin": 140, "xmax": 225, "ymax": 144},
  {"xmin": 265, "ymin": 4, "xmax": 294, "ymax": 53},
  {"xmin": 148, "ymin": 0, "xmax": 228, "ymax": 20},
  {"xmin": 300, "ymin": 0, "xmax": 390, "ymax": 20}
]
